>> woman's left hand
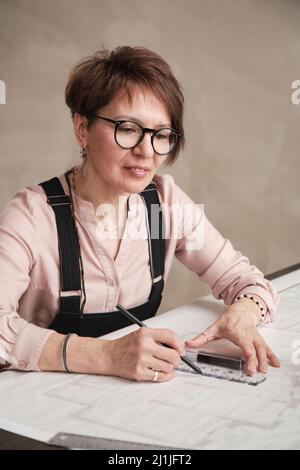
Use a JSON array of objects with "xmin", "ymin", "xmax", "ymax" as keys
[{"xmin": 185, "ymin": 298, "xmax": 280, "ymax": 375}]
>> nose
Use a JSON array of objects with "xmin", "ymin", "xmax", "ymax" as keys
[{"xmin": 132, "ymin": 131, "xmax": 154, "ymax": 159}]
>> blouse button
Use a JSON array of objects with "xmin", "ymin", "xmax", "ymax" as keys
[
  {"xmin": 18, "ymin": 360, "xmax": 27, "ymax": 369},
  {"xmin": 108, "ymin": 280, "xmax": 115, "ymax": 288}
]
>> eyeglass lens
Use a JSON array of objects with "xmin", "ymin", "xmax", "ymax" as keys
[{"xmin": 116, "ymin": 121, "xmax": 177, "ymax": 155}]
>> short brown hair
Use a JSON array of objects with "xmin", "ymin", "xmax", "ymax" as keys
[{"xmin": 65, "ymin": 46, "xmax": 185, "ymax": 164}]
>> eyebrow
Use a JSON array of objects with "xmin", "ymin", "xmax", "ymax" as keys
[{"xmin": 114, "ymin": 115, "xmax": 172, "ymax": 128}]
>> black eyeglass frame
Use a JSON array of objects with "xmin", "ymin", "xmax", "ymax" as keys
[{"xmin": 89, "ymin": 114, "xmax": 182, "ymax": 156}]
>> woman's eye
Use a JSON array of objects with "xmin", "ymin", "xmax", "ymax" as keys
[
  {"xmin": 119, "ymin": 126, "xmax": 137, "ymax": 133},
  {"xmin": 156, "ymin": 133, "xmax": 169, "ymax": 140}
]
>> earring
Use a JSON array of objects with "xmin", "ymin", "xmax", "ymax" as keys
[{"xmin": 80, "ymin": 147, "xmax": 87, "ymax": 159}]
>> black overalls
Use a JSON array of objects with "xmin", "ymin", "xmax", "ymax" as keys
[{"xmin": 39, "ymin": 175, "xmax": 166, "ymax": 337}]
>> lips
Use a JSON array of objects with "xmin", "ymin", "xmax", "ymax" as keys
[
  {"xmin": 124, "ymin": 166, "xmax": 151, "ymax": 178},
  {"xmin": 124, "ymin": 166, "xmax": 150, "ymax": 171}
]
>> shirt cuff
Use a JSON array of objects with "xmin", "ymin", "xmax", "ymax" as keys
[{"xmin": 9, "ymin": 323, "xmax": 55, "ymax": 371}]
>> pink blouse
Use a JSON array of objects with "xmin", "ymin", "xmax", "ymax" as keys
[{"xmin": 0, "ymin": 168, "xmax": 279, "ymax": 372}]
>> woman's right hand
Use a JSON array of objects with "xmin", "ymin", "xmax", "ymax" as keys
[{"xmin": 104, "ymin": 327, "xmax": 185, "ymax": 382}]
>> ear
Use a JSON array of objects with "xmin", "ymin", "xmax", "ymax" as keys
[{"xmin": 73, "ymin": 113, "xmax": 89, "ymax": 148}]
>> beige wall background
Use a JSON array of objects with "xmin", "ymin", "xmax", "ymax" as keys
[{"xmin": 0, "ymin": 0, "xmax": 299, "ymax": 314}]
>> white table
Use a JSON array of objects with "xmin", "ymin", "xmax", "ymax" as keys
[{"xmin": 0, "ymin": 267, "xmax": 299, "ymax": 450}]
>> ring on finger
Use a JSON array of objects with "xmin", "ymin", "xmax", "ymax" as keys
[
  {"xmin": 200, "ymin": 332, "xmax": 209, "ymax": 344},
  {"xmin": 152, "ymin": 370, "xmax": 159, "ymax": 382}
]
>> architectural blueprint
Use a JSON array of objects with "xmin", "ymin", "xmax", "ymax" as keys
[{"xmin": 0, "ymin": 269, "xmax": 299, "ymax": 449}]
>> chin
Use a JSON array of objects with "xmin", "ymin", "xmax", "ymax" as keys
[{"xmin": 121, "ymin": 173, "xmax": 154, "ymax": 194}]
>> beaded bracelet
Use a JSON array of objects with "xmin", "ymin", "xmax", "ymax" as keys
[
  {"xmin": 61, "ymin": 333, "xmax": 77, "ymax": 373},
  {"xmin": 235, "ymin": 293, "xmax": 267, "ymax": 326}
]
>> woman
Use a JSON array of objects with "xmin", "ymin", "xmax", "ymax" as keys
[{"xmin": 0, "ymin": 46, "xmax": 280, "ymax": 382}]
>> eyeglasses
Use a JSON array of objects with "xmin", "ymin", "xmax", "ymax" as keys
[{"xmin": 90, "ymin": 114, "xmax": 182, "ymax": 156}]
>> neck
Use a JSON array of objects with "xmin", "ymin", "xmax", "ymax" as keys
[
  {"xmin": 69, "ymin": 165, "xmax": 130, "ymax": 231},
  {"xmin": 72, "ymin": 163, "xmax": 129, "ymax": 211}
]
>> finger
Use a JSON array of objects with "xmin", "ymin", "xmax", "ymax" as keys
[
  {"xmin": 148, "ymin": 356, "xmax": 176, "ymax": 374},
  {"xmin": 228, "ymin": 337, "xmax": 257, "ymax": 376},
  {"xmin": 146, "ymin": 368, "xmax": 175, "ymax": 383},
  {"xmin": 153, "ymin": 329, "xmax": 185, "ymax": 356},
  {"xmin": 266, "ymin": 348, "xmax": 281, "ymax": 368},
  {"xmin": 153, "ymin": 343, "xmax": 181, "ymax": 367},
  {"xmin": 184, "ymin": 325, "xmax": 219, "ymax": 349},
  {"xmin": 253, "ymin": 341, "xmax": 268, "ymax": 373},
  {"xmin": 243, "ymin": 344, "xmax": 258, "ymax": 376}
]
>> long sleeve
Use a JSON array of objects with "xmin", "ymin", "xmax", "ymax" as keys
[
  {"xmin": 180, "ymin": 218, "xmax": 279, "ymax": 320},
  {"xmin": 156, "ymin": 173, "xmax": 279, "ymax": 320},
  {"xmin": 0, "ymin": 189, "xmax": 53, "ymax": 371}
]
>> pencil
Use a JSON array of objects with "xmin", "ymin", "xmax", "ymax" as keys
[{"xmin": 116, "ymin": 304, "xmax": 203, "ymax": 375}]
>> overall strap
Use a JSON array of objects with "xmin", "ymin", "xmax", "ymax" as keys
[
  {"xmin": 39, "ymin": 177, "xmax": 166, "ymax": 314},
  {"xmin": 39, "ymin": 177, "xmax": 81, "ymax": 314},
  {"xmin": 139, "ymin": 182, "xmax": 166, "ymax": 280}
]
